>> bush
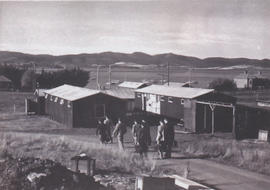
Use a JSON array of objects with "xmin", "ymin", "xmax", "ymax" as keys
[
  {"xmin": 0, "ymin": 64, "xmax": 26, "ymax": 89},
  {"xmin": 208, "ymin": 78, "xmax": 237, "ymax": 91},
  {"xmin": 21, "ymin": 70, "xmax": 36, "ymax": 90}
]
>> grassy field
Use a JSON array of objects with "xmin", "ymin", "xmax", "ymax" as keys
[
  {"xmin": 0, "ymin": 112, "xmax": 270, "ymax": 176},
  {"xmin": 0, "ymin": 91, "xmax": 34, "ymax": 114}
]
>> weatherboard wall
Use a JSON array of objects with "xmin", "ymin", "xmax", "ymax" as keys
[
  {"xmin": 134, "ymin": 91, "xmax": 186, "ymax": 119},
  {"xmin": 45, "ymin": 95, "xmax": 73, "ymax": 128},
  {"xmin": 45, "ymin": 92, "xmax": 128, "ymax": 128}
]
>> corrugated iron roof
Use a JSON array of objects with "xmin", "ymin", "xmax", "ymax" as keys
[
  {"xmin": 104, "ymin": 88, "xmax": 135, "ymax": 99},
  {"xmin": 135, "ymin": 85, "xmax": 214, "ymax": 99},
  {"xmin": 0, "ymin": 75, "xmax": 11, "ymax": 82},
  {"xmin": 44, "ymin": 84, "xmax": 100, "ymax": 101},
  {"xmin": 34, "ymin": 89, "xmax": 48, "ymax": 97},
  {"xmin": 118, "ymin": 81, "xmax": 146, "ymax": 89}
]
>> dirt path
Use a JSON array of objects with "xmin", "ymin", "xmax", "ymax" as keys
[
  {"xmin": 2, "ymin": 131, "xmax": 270, "ymax": 190},
  {"xmin": 157, "ymin": 157, "xmax": 270, "ymax": 190}
]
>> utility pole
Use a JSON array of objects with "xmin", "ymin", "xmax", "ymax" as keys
[
  {"xmin": 109, "ymin": 65, "xmax": 111, "ymax": 89},
  {"xmin": 96, "ymin": 65, "xmax": 101, "ymax": 90},
  {"xmin": 167, "ymin": 62, "xmax": 170, "ymax": 86}
]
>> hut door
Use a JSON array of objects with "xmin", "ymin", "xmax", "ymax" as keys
[{"xmin": 142, "ymin": 95, "xmax": 146, "ymax": 111}]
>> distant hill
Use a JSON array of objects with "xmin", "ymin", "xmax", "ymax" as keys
[{"xmin": 0, "ymin": 51, "xmax": 270, "ymax": 69}]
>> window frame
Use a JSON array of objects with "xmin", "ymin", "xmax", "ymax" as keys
[{"xmin": 168, "ymin": 97, "xmax": 173, "ymax": 103}]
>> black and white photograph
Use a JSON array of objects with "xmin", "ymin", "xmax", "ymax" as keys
[{"xmin": 0, "ymin": 0, "xmax": 270, "ymax": 189}]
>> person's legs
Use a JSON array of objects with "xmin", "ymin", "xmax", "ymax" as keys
[
  {"xmin": 109, "ymin": 128, "xmax": 113, "ymax": 143},
  {"xmin": 118, "ymin": 136, "xmax": 124, "ymax": 150},
  {"xmin": 165, "ymin": 142, "xmax": 173, "ymax": 158},
  {"xmin": 158, "ymin": 144, "xmax": 163, "ymax": 159}
]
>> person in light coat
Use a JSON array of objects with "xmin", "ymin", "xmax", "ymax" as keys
[{"xmin": 113, "ymin": 118, "xmax": 127, "ymax": 151}]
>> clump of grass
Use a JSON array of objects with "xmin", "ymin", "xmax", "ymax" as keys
[{"xmin": 0, "ymin": 133, "xmax": 156, "ymax": 175}]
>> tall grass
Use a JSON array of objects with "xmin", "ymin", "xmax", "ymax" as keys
[
  {"xmin": 175, "ymin": 134, "xmax": 270, "ymax": 175},
  {"xmin": 0, "ymin": 133, "xmax": 158, "ymax": 175}
]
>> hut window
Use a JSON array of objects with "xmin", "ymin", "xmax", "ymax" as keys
[
  {"xmin": 60, "ymin": 99, "xmax": 64, "ymax": 105},
  {"xmin": 156, "ymin": 95, "xmax": 160, "ymax": 102},
  {"xmin": 168, "ymin": 97, "xmax": 173, "ymax": 103},
  {"xmin": 160, "ymin": 96, "xmax": 165, "ymax": 102},
  {"xmin": 45, "ymin": 94, "xmax": 48, "ymax": 99},
  {"xmin": 50, "ymin": 96, "xmax": 53, "ymax": 101},
  {"xmin": 54, "ymin": 97, "xmax": 58, "ymax": 102},
  {"xmin": 137, "ymin": 93, "xmax": 141, "ymax": 98},
  {"xmin": 67, "ymin": 101, "xmax": 71, "ymax": 108},
  {"xmin": 181, "ymin": 99, "xmax": 185, "ymax": 104}
]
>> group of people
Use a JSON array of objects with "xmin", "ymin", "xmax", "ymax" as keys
[
  {"xmin": 96, "ymin": 116, "xmax": 175, "ymax": 159},
  {"xmin": 96, "ymin": 116, "xmax": 114, "ymax": 144},
  {"xmin": 132, "ymin": 118, "xmax": 175, "ymax": 159},
  {"xmin": 131, "ymin": 119, "xmax": 151, "ymax": 157}
]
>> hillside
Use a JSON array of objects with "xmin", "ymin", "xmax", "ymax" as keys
[{"xmin": 0, "ymin": 51, "xmax": 270, "ymax": 69}]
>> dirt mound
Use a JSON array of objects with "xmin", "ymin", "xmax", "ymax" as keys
[{"xmin": 0, "ymin": 156, "xmax": 105, "ymax": 190}]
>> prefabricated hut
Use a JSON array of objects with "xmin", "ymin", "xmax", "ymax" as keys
[
  {"xmin": 118, "ymin": 81, "xmax": 148, "ymax": 89},
  {"xmin": 234, "ymin": 71, "xmax": 266, "ymax": 89},
  {"xmin": 135, "ymin": 85, "xmax": 236, "ymax": 134},
  {"xmin": 0, "ymin": 75, "xmax": 12, "ymax": 90},
  {"xmin": 44, "ymin": 84, "xmax": 128, "ymax": 128},
  {"xmin": 104, "ymin": 87, "xmax": 136, "ymax": 114}
]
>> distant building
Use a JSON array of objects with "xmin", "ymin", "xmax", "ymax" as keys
[
  {"xmin": 104, "ymin": 88, "xmax": 136, "ymax": 114},
  {"xmin": 135, "ymin": 85, "xmax": 236, "ymax": 134},
  {"xmin": 0, "ymin": 75, "xmax": 12, "ymax": 90},
  {"xmin": 118, "ymin": 81, "xmax": 148, "ymax": 89},
  {"xmin": 234, "ymin": 71, "xmax": 265, "ymax": 89},
  {"xmin": 25, "ymin": 89, "xmax": 47, "ymax": 115},
  {"xmin": 44, "ymin": 84, "xmax": 129, "ymax": 128},
  {"xmin": 236, "ymin": 103, "xmax": 270, "ymax": 139}
]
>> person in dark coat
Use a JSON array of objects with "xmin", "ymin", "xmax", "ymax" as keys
[
  {"xmin": 96, "ymin": 120, "xmax": 107, "ymax": 144},
  {"xmin": 104, "ymin": 116, "xmax": 113, "ymax": 143},
  {"xmin": 112, "ymin": 118, "xmax": 126, "ymax": 151},
  {"xmin": 136, "ymin": 124, "xmax": 148, "ymax": 157},
  {"xmin": 142, "ymin": 119, "xmax": 151, "ymax": 146},
  {"xmin": 164, "ymin": 118, "xmax": 175, "ymax": 158}
]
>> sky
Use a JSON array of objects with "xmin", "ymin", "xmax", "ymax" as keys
[{"xmin": 0, "ymin": 0, "xmax": 270, "ymax": 59}]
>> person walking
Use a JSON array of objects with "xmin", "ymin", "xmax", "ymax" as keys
[
  {"xmin": 156, "ymin": 120, "xmax": 165, "ymax": 159},
  {"xmin": 132, "ymin": 120, "xmax": 140, "ymax": 145},
  {"xmin": 96, "ymin": 120, "xmax": 107, "ymax": 144},
  {"xmin": 142, "ymin": 119, "xmax": 151, "ymax": 146},
  {"xmin": 104, "ymin": 116, "xmax": 113, "ymax": 143},
  {"xmin": 112, "ymin": 118, "xmax": 126, "ymax": 151},
  {"xmin": 164, "ymin": 118, "xmax": 175, "ymax": 158},
  {"xmin": 136, "ymin": 123, "xmax": 149, "ymax": 157}
]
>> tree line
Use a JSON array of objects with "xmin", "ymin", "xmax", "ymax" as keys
[{"xmin": 0, "ymin": 65, "xmax": 89, "ymax": 90}]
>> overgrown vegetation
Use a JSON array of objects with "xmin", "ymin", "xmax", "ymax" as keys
[
  {"xmin": 208, "ymin": 78, "xmax": 237, "ymax": 91},
  {"xmin": 0, "ymin": 133, "xmax": 156, "ymax": 175}
]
